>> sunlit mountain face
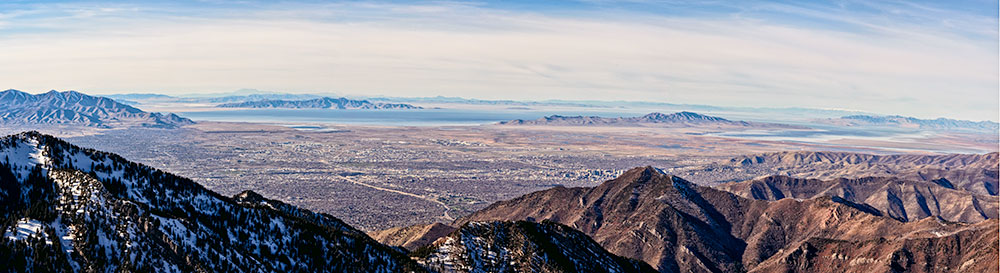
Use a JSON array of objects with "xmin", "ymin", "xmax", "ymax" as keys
[{"xmin": 0, "ymin": 90, "xmax": 192, "ymax": 128}]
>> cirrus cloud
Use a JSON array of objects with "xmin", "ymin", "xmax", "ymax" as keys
[{"xmin": 0, "ymin": 0, "xmax": 996, "ymax": 121}]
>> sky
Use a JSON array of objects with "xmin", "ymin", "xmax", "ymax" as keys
[{"xmin": 0, "ymin": 0, "xmax": 997, "ymax": 121}]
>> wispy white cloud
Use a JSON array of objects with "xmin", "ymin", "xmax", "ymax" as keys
[{"xmin": 0, "ymin": 1, "xmax": 995, "ymax": 121}]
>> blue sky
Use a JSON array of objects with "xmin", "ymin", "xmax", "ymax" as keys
[{"xmin": 0, "ymin": 0, "xmax": 997, "ymax": 121}]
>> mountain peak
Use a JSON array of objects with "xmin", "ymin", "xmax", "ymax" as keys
[
  {"xmin": 0, "ymin": 90, "xmax": 193, "ymax": 128},
  {"xmin": 233, "ymin": 189, "xmax": 265, "ymax": 202},
  {"xmin": 0, "ymin": 89, "xmax": 34, "ymax": 103},
  {"xmin": 640, "ymin": 112, "xmax": 670, "ymax": 119},
  {"xmin": 12, "ymin": 130, "xmax": 47, "ymax": 143},
  {"xmin": 620, "ymin": 165, "xmax": 665, "ymax": 182}
]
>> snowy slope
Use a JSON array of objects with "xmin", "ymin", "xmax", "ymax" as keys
[{"xmin": 0, "ymin": 131, "xmax": 424, "ymax": 272}]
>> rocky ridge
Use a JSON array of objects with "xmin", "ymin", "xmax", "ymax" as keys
[
  {"xmin": 455, "ymin": 166, "xmax": 998, "ymax": 273},
  {"xmin": 716, "ymin": 175, "xmax": 998, "ymax": 223},
  {"xmin": 0, "ymin": 90, "xmax": 193, "ymax": 128}
]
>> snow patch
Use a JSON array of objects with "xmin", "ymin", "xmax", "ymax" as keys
[
  {"xmin": 50, "ymin": 216, "xmax": 81, "ymax": 271},
  {"xmin": 1, "ymin": 137, "xmax": 49, "ymax": 180},
  {"xmin": 4, "ymin": 218, "xmax": 44, "ymax": 241}
]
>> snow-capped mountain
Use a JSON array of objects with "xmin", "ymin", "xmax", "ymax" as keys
[
  {"xmin": 0, "ymin": 90, "xmax": 193, "ymax": 128},
  {"xmin": 0, "ymin": 132, "xmax": 424, "ymax": 272}
]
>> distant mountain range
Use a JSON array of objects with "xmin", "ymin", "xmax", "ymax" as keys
[
  {"xmin": 100, "ymin": 91, "xmax": 1000, "ymax": 131},
  {"xmin": 0, "ymin": 89, "xmax": 193, "ymax": 128},
  {"xmin": 105, "ymin": 93, "xmax": 325, "ymax": 105},
  {"xmin": 367, "ymin": 96, "xmax": 878, "ymax": 117},
  {"xmin": 498, "ymin": 111, "xmax": 800, "ymax": 128},
  {"xmin": 715, "ymin": 151, "xmax": 1000, "ymax": 196},
  {"xmin": 205, "ymin": 94, "xmax": 324, "ymax": 103},
  {"xmin": 826, "ymin": 115, "xmax": 999, "ymax": 132},
  {"xmin": 104, "ymin": 91, "xmax": 870, "ymax": 118},
  {"xmin": 368, "ymin": 95, "xmax": 603, "ymax": 108},
  {"xmin": 217, "ymin": 97, "xmax": 422, "ymax": 110},
  {"xmin": 717, "ymin": 175, "xmax": 998, "ymax": 223}
]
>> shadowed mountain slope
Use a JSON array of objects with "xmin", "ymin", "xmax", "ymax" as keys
[
  {"xmin": 752, "ymin": 218, "xmax": 999, "ymax": 273},
  {"xmin": 458, "ymin": 167, "xmax": 997, "ymax": 273},
  {"xmin": 717, "ymin": 175, "xmax": 999, "ymax": 223}
]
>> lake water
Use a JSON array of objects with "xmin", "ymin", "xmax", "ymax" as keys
[{"xmin": 179, "ymin": 108, "xmax": 651, "ymax": 126}]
